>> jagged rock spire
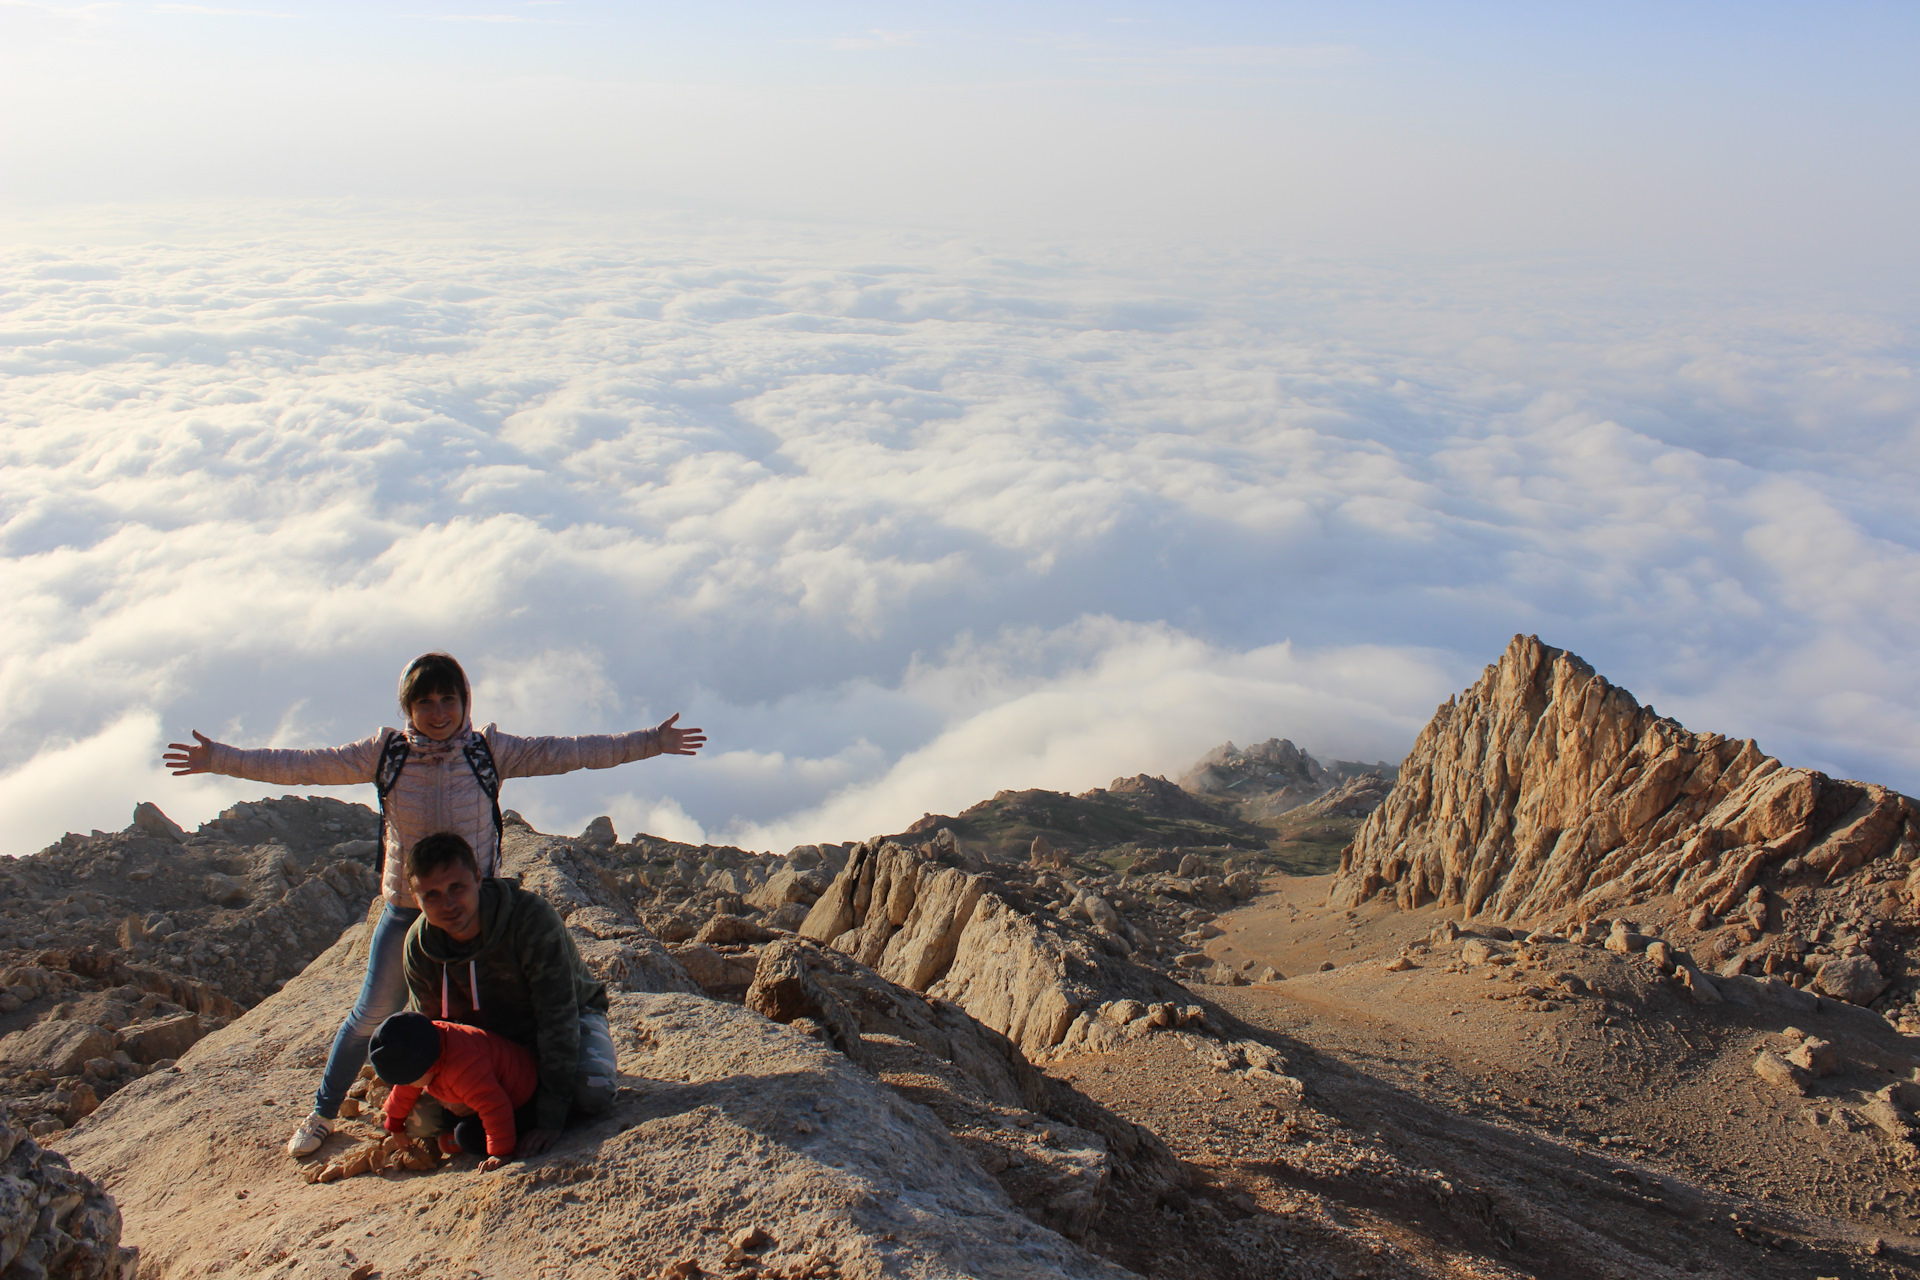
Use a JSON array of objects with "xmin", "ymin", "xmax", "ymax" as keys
[{"xmin": 1330, "ymin": 634, "xmax": 1918, "ymax": 921}]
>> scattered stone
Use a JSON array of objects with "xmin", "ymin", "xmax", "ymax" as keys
[
  {"xmin": 1645, "ymin": 939, "xmax": 1674, "ymax": 973},
  {"xmin": 201, "ymin": 873, "xmax": 250, "ymax": 907},
  {"xmin": 1787, "ymin": 1036, "xmax": 1842, "ymax": 1078},
  {"xmin": 1605, "ymin": 921, "xmax": 1643, "ymax": 954},
  {"xmin": 1752, "ymin": 1051, "xmax": 1808, "ymax": 1094},
  {"xmin": 1812, "ymin": 954, "xmax": 1890, "ymax": 1006},
  {"xmin": 1385, "ymin": 956, "xmax": 1417, "ymax": 972}
]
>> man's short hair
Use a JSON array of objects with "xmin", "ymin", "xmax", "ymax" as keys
[{"xmin": 407, "ymin": 832, "xmax": 479, "ymax": 881}]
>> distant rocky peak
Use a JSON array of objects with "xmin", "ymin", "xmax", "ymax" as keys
[
  {"xmin": 1330, "ymin": 633, "xmax": 1918, "ymax": 924},
  {"xmin": 1179, "ymin": 737, "xmax": 1324, "ymax": 793}
]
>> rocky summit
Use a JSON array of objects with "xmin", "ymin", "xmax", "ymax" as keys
[
  {"xmin": 7, "ymin": 635, "xmax": 1920, "ymax": 1278},
  {"xmin": 1331, "ymin": 633, "xmax": 1917, "ymax": 923}
]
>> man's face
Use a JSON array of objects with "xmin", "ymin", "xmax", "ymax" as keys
[{"xmin": 411, "ymin": 860, "xmax": 481, "ymax": 941}]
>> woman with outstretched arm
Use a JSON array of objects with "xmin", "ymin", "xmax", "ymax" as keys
[{"xmin": 163, "ymin": 651, "xmax": 704, "ymax": 1158}]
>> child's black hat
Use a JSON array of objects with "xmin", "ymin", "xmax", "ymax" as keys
[{"xmin": 369, "ymin": 1011, "xmax": 440, "ymax": 1085}]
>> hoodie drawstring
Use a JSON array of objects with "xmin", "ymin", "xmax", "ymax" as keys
[{"xmin": 440, "ymin": 960, "xmax": 482, "ymax": 1018}]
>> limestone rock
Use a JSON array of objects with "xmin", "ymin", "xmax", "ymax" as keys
[
  {"xmin": 1788, "ymin": 1036, "xmax": 1842, "ymax": 1078},
  {"xmin": 1029, "ymin": 836, "xmax": 1068, "ymax": 870},
  {"xmin": 1813, "ymin": 954, "xmax": 1890, "ymax": 1006},
  {"xmin": 744, "ymin": 869, "xmax": 825, "ymax": 914},
  {"xmin": 0, "ymin": 1020, "xmax": 115, "ymax": 1077},
  {"xmin": 693, "ymin": 914, "xmax": 778, "ymax": 947},
  {"xmin": 1329, "ymin": 634, "xmax": 1919, "ymax": 921},
  {"xmin": 799, "ymin": 841, "xmax": 1187, "ymax": 1056},
  {"xmin": 60, "ymin": 915, "xmax": 1133, "ymax": 1279},
  {"xmin": 116, "ymin": 1014, "xmax": 203, "ymax": 1066},
  {"xmin": 1645, "ymin": 939, "xmax": 1674, "ymax": 973},
  {"xmin": 201, "ymin": 873, "xmax": 250, "ymax": 908},
  {"xmin": 669, "ymin": 943, "xmax": 758, "ymax": 995},
  {"xmin": 1676, "ymin": 963, "xmax": 1722, "ymax": 1005},
  {"xmin": 129, "ymin": 802, "xmax": 184, "ymax": 843},
  {"xmin": 578, "ymin": 815, "xmax": 616, "ymax": 847},
  {"xmin": 0, "ymin": 1110, "xmax": 135, "ymax": 1278},
  {"xmin": 1752, "ymin": 1050, "xmax": 1808, "ymax": 1094}
]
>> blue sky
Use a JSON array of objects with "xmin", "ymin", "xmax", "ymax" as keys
[{"xmin": 2, "ymin": 3, "xmax": 1917, "ymax": 853}]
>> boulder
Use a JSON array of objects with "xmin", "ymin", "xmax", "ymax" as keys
[
  {"xmin": 130, "ymin": 801, "xmax": 184, "ymax": 843},
  {"xmin": 116, "ymin": 1014, "xmax": 203, "ymax": 1066},
  {"xmin": 0, "ymin": 1020, "xmax": 115, "ymax": 1077},
  {"xmin": 1645, "ymin": 939, "xmax": 1674, "ymax": 973},
  {"xmin": 578, "ymin": 815, "xmax": 616, "ymax": 848},
  {"xmin": 1461, "ymin": 939, "xmax": 1501, "ymax": 966},
  {"xmin": 1751, "ymin": 1051, "xmax": 1807, "ymax": 1094},
  {"xmin": 669, "ymin": 943, "xmax": 758, "ymax": 995},
  {"xmin": 1029, "ymin": 836, "xmax": 1068, "ymax": 870},
  {"xmin": 744, "ymin": 869, "xmax": 824, "ymax": 914},
  {"xmin": 693, "ymin": 914, "xmax": 778, "ymax": 947},
  {"xmin": 1813, "ymin": 954, "xmax": 1890, "ymax": 1005},
  {"xmin": 201, "ymin": 874, "xmax": 250, "ymax": 908},
  {"xmin": 1676, "ymin": 963, "xmax": 1722, "ymax": 1005},
  {"xmin": 1788, "ymin": 1036, "xmax": 1843, "ymax": 1078}
]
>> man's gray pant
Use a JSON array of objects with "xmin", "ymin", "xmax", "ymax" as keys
[{"xmin": 573, "ymin": 1009, "xmax": 616, "ymax": 1117}]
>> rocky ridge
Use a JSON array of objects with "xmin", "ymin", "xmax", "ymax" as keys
[
  {"xmin": 1180, "ymin": 740, "xmax": 1396, "ymax": 823},
  {"xmin": 1331, "ymin": 634, "xmax": 1918, "ymax": 928}
]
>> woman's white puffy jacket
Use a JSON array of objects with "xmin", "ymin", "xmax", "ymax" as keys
[{"xmin": 206, "ymin": 717, "xmax": 662, "ymax": 908}]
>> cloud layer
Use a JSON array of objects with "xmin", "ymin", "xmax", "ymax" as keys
[{"xmin": 3, "ymin": 211, "xmax": 1917, "ymax": 853}]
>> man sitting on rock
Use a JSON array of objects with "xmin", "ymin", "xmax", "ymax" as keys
[{"xmin": 400, "ymin": 832, "xmax": 617, "ymax": 1155}]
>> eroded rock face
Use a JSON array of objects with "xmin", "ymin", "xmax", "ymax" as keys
[
  {"xmin": 1330, "ymin": 634, "xmax": 1919, "ymax": 922},
  {"xmin": 800, "ymin": 841, "xmax": 1190, "ymax": 1056},
  {"xmin": 0, "ymin": 1110, "xmax": 134, "ymax": 1279}
]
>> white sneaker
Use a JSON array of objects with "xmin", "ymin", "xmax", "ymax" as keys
[{"xmin": 286, "ymin": 1111, "xmax": 333, "ymax": 1159}]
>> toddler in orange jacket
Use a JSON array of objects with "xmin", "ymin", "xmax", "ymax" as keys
[{"xmin": 370, "ymin": 1011, "xmax": 539, "ymax": 1171}]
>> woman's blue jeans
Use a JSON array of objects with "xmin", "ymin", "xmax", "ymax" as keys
[{"xmin": 313, "ymin": 903, "xmax": 420, "ymax": 1119}]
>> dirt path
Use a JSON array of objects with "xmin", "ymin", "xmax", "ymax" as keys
[{"xmin": 1101, "ymin": 874, "xmax": 1920, "ymax": 1278}]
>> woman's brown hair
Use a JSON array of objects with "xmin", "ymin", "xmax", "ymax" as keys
[{"xmin": 397, "ymin": 652, "xmax": 470, "ymax": 714}]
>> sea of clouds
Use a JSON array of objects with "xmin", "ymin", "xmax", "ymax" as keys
[{"xmin": 3, "ymin": 207, "xmax": 1917, "ymax": 855}]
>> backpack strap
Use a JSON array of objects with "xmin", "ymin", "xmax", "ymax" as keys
[
  {"xmin": 374, "ymin": 730, "xmax": 411, "ymax": 857},
  {"xmin": 462, "ymin": 733, "xmax": 504, "ymax": 873}
]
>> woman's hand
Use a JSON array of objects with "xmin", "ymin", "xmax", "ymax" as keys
[
  {"xmin": 163, "ymin": 730, "xmax": 213, "ymax": 776},
  {"xmin": 655, "ymin": 713, "xmax": 707, "ymax": 756}
]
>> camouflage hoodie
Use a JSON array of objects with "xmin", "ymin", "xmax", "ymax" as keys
[{"xmin": 402, "ymin": 877, "xmax": 609, "ymax": 1131}]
